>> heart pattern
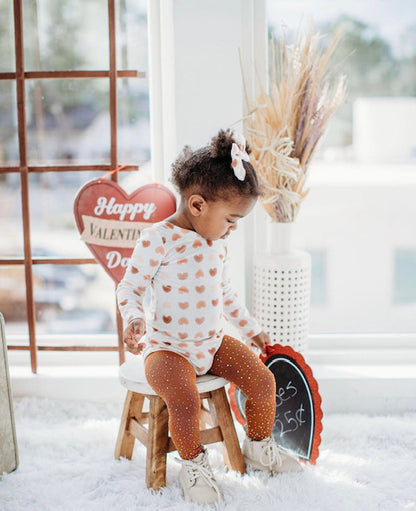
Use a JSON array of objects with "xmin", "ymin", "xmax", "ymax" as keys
[{"xmin": 74, "ymin": 179, "xmax": 176, "ymax": 282}]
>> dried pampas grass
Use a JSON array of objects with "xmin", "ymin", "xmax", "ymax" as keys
[{"xmin": 245, "ymin": 26, "xmax": 346, "ymax": 222}]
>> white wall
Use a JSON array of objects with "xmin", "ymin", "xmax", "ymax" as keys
[
  {"xmin": 173, "ymin": 0, "xmax": 245, "ymax": 149},
  {"xmin": 149, "ymin": 0, "xmax": 267, "ymax": 304}
]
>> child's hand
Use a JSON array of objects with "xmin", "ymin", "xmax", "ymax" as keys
[
  {"xmin": 249, "ymin": 331, "xmax": 271, "ymax": 356},
  {"xmin": 123, "ymin": 318, "xmax": 146, "ymax": 355}
]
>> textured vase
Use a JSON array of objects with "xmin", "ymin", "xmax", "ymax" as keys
[{"xmin": 253, "ymin": 222, "xmax": 311, "ymax": 354}]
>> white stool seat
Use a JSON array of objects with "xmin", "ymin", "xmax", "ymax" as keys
[{"xmin": 119, "ymin": 356, "xmax": 229, "ymax": 395}]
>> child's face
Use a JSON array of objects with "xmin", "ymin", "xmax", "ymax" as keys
[{"xmin": 195, "ymin": 195, "xmax": 256, "ymax": 241}]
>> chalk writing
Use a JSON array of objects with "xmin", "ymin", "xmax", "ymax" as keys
[
  {"xmin": 296, "ymin": 403, "xmax": 306, "ymax": 425},
  {"xmin": 276, "ymin": 380, "xmax": 298, "ymax": 407},
  {"xmin": 274, "ymin": 404, "xmax": 306, "ymax": 436}
]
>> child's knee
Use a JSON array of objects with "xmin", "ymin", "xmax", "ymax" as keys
[
  {"xmin": 264, "ymin": 368, "xmax": 276, "ymax": 398},
  {"xmin": 166, "ymin": 388, "xmax": 200, "ymax": 419},
  {"xmin": 249, "ymin": 367, "xmax": 276, "ymax": 402}
]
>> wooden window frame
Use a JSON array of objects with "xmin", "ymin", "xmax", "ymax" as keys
[{"xmin": 0, "ymin": 0, "xmax": 146, "ymax": 372}]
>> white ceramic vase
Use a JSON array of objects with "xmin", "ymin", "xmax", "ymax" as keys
[{"xmin": 253, "ymin": 221, "xmax": 311, "ymax": 354}]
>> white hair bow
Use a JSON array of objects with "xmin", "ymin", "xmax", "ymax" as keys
[{"xmin": 230, "ymin": 133, "xmax": 250, "ymax": 181}]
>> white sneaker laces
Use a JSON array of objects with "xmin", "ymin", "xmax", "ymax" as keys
[
  {"xmin": 259, "ymin": 437, "xmax": 284, "ymax": 470},
  {"xmin": 177, "ymin": 453, "xmax": 221, "ymax": 497}
]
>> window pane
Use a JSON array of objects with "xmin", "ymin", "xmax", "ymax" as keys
[
  {"xmin": 34, "ymin": 264, "xmax": 117, "ymax": 337},
  {"xmin": 267, "ymin": 1, "xmax": 416, "ymax": 335},
  {"xmin": 0, "ymin": 1, "xmax": 15, "ymax": 72},
  {"xmin": 267, "ymin": 2, "xmax": 416, "ymax": 159},
  {"xmin": 118, "ymin": 77, "xmax": 150, "ymax": 163},
  {"xmin": 116, "ymin": 0, "xmax": 148, "ymax": 70},
  {"xmin": 310, "ymin": 250, "xmax": 327, "ymax": 306},
  {"xmin": 0, "ymin": 266, "xmax": 28, "ymax": 337},
  {"xmin": 25, "ymin": 79, "xmax": 110, "ymax": 166},
  {"xmin": 23, "ymin": 0, "xmax": 109, "ymax": 71},
  {"xmin": 28, "ymin": 171, "xmax": 100, "ymax": 257},
  {"xmin": 394, "ymin": 250, "xmax": 416, "ymax": 304},
  {"xmin": 0, "ymin": 176, "xmax": 23, "ymax": 258},
  {"xmin": 294, "ymin": 180, "xmax": 416, "ymax": 334},
  {"xmin": 0, "ymin": 81, "xmax": 18, "ymax": 166}
]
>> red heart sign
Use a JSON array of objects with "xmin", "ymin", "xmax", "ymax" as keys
[{"xmin": 74, "ymin": 179, "xmax": 176, "ymax": 283}]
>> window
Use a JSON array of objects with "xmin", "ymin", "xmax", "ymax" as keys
[
  {"xmin": 310, "ymin": 251, "xmax": 327, "ymax": 306},
  {"xmin": 394, "ymin": 250, "xmax": 416, "ymax": 305},
  {"xmin": 0, "ymin": 0, "xmax": 149, "ymax": 372},
  {"xmin": 267, "ymin": 1, "xmax": 416, "ymax": 335}
]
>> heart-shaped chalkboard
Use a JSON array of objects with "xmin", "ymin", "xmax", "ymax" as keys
[
  {"xmin": 229, "ymin": 344, "xmax": 323, "ymax": 464},
  {"xmin": 74, "ymin": 179, "xmax": 176, "ymax": 283}
]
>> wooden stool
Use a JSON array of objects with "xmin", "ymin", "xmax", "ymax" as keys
[{"xmin": 115, "ymin": 356, "xmax": 246, "ymax": 489}]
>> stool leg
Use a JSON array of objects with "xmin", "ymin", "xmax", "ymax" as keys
[
  {"xmin": 210, "ymin": 387, "xmax": 246, "ymax": 474},
  {"xmin": 146, "ymin": 395, "xmax": 170, "ymax": 490},
  {"xmin": 115, "ymin": 391, "xmax": 144, "ymax": 460}
]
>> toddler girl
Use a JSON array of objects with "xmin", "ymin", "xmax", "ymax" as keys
[{"xmin": 117, "ymin": 129, "xmax": 301, "ymax": 505}]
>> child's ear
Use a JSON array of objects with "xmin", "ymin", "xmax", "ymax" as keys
[{"xmin": 188, "ymin": 194, "xmax": 207, "ymax": 217}]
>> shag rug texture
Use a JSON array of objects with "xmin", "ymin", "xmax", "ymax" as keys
[{"xmin": 0, "ymin": 398, "xmax": 415, "ymax": 511}]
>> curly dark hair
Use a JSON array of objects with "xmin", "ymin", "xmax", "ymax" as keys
[{"xmin": 171, "ymin": 129, "xmax": 262, "ymax": 201}]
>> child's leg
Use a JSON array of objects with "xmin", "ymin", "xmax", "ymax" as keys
[
  {"xmin": 210, "ymin": 336, "xmax": 302, "ymax": 474},
  {"xmin": 209, "ymin": 335, "xmax": 276, "ymax": 441},
  {"xmin": 144, "ymin": 350, "xmax": 203, "ymax": 460}
]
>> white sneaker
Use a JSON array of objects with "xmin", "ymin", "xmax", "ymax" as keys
[
  {"xmin": 177, "ymin": 449, "xmax": 222, "ymax": 505},
  {"xmin": 242, "ymin": 436, "xmax": 303, "ymax": 474}
]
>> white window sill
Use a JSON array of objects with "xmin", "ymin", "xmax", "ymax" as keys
[{"xmin": 7, "ymin": 333, "xmax": 416, "ymax": 414}]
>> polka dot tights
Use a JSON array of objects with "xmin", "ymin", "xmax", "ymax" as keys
[{"xmin": 144, "ymin": 335, "xmax": 276, "ymax": 460}]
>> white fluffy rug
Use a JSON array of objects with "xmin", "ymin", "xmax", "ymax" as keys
[{"xmin": 1, "ymin": 398, "xmax": 415, "ymax": 511}]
